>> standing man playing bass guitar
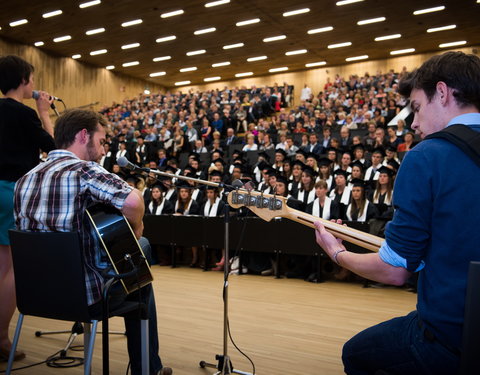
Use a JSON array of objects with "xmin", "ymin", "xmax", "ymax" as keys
[
  {"xmin": 315, "ymin": 51, "xmax": 480, "ymax": 375},
  {"xmin": 14, "ymin": 109, "xmax": 172, "ymax": 375}
]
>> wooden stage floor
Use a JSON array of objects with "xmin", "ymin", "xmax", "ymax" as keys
[{"xmin": 1, "ymin": 266, "xmax": 416, "ymax": 375}]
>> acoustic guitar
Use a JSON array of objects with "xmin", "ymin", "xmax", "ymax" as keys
[
  {"xmin": 227, "ymin": 189, "xmax": 383, "ymax": 252},
  {"xmin": 86, "ymin": 204, "xmax": 153, "ymax": 294}
]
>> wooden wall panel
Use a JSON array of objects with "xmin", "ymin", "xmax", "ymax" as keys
[
  {"xmin": 179, "ymin": 46, "xmax": 479, "ymax": 105},
  {"xmin": 0, "ymin": 38, "xmax": 165, "ymax": 111}
]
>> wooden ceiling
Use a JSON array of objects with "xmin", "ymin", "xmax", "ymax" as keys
[{"xmin": 1, "ymin": 0, "xmax": 479, "ymax": 88}]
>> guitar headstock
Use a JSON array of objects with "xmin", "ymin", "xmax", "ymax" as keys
[{"xmin": 227, "ymin": 189, "xmax": 290, "ymax": 222}]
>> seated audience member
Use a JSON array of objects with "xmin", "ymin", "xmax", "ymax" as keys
[
  {"xmin": 242, "ymin": 133, "xmax": 258, "ymax": 151},
  {"xmin": 397, "ymin": 131, "xmax": 416, "ymax": 152},
  {"xmin": 147, "ymin": 184, "xmax": 174, "ymax": 215},
  {"xmin": 306, "ymin": 180, "xmax": 340, "ymax": 220},
  {"xmin": 345, "ymin": 179, "xmax": 378, "ymax": 222},
  {"xmin": 329, "ymin": 169, "xmax": 351, "ymax": 219},
  {"xmin": 293, "ymin": 165, "xmax": 316, "ymax": 205}
]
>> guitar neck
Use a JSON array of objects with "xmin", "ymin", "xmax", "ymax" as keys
[{"xmin": 282, "ymin": 207, "xmax": 382, "ymax": 252}]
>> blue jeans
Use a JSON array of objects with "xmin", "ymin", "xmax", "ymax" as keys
[
  {"xmin": 90, "ymin": 237, "xmax": 162, "ymax": 375},
  {"xmin": 342, "ymin": 311, "xmax": 459, "ymax": 375}
]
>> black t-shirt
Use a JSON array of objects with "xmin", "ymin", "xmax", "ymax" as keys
[{"xmin": 0, "ymin": 98, "xmax": 55, "ymax": 181}]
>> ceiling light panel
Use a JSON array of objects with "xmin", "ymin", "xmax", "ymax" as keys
[
  {"xmin": 308, "ymin": 26, "xmax": 333, "ymax": 34},
  {"xmin": 247, "ymin": 56, "xmax": 267, "ymax": 62},
  {"xmin": 122, "ymin": 19, "xmax": 142, "ymax": 27},
  {"xmin": 439, "ymin": 40, "xmax": 467, "ymax": 48},
  {"xmin": 283, "ymin": 8, "xmax": 310, "ymax": 17},
  {"xmin": 236, "ymin": 18, "xmax": 260, "ymax": 27},
  {"xmin": 375, "ymin": 34, "xmax": 401, "ymax": 41},
  {"xmin": 86, "ymin": 27, "xmax": 105, "ymax": 35},
  {"xmin": 427, "ymin": 25, "xmax": 456, "ymax": 33},
  {"xmin": 180, "ymin": 67, "xmax": 197, "ymax": 72},
  {"xmin": 413, "ymin": 6, "xmax": 445, "ymax": 15},
  {"xmin": 204, "ymin": 76, "xmax": 221, "ymax": 82},
  {"xmin": 223, "ymin": 43, "xmax": 244, "ymax": 49},
  {"xmin": 72, "ymin": 54, "xmax": 81, "ymax": 59},
  {"xmin": 42, "ymin": 10, "xmax": 62, "ymax": 18},
  {"xmin": 34, "ymin": 41, "xmax": 44, "ymax": 47},
  {"xmin": 357, "ymin": 17, "xmax": 386, "ymax": 25},
  {"xmin": 161, "ymin": 10, "xmax": 184, "ymax": 18},
  {"xmin": 175, "ymin": 81, "xmax": 191, "ymax": 86},
  {"xmin": 306, "ymin": 61, "xmax": 327, "ymax": 67},
  {"xmin": 153, "ymin": 56, "xmax": 171, "ymax": 62},
  {"xmin": 212, "ymin": 62, "xmax": 230, "ymax": 67},
  {"xmin": 263, "ymin": 35, "xmax": 286, "ymax": 42},
  {"xmin": 346, "ymin": 55, "xmax": 368, "ymax": 61},
  {"xmin": 106, "ymin": 65, "xmax": 114, "ymax": 70},
  {"xmin": 186, "ymin": 50, "xmax": 206, "ymax": 56},
  {"xmin": 390, "ymin": 48, "xmax": 415, "ymax": 55},
  {"xmin": 205, "ymin": 0, "xmax": 230, "ymax": 7},
  {"xmin": 121, "ymin": 43, "xmax": 140, "ymax": 49},
  {"xmin": 269, "ymin": 67, "xmax": 288, "ymax": 72},
  {"xmin": 122, "ymin": 61, "xmax": 139, "ymax": 67},
  {"xmin": 150, "ymin": 72, "xmax": 166, "ymax": 77},
  {"xmin": 328, "ymin": 42, "xmax": 352, "ymax": 49},
  {"xmin": 90, "ymin": 49, "xmax": 107, "ymax": 55},
  {"xmin": 10, "ymin": 19, "xmax": 28, "ymax": 27},
  {"xmin": 79, "ymin": 0, "xmax": 101, "ymax": 8},
  {"xmin": 156, "ymin": 35, "xmax": 176, "ymax": 43},
  {"xmin": 285, "ymin": 49, "xmax": 307, "ymax": 55},
  {"xmin": 235, "ymin": 72, "xmax": 253, "ymax": 77},
  {"xmin": 194, "ymin": 27, "xmax": 216, "ymax": 35},
  {"xmin": 53, "ymin": 35, "xmax": 71, "ymax": 42},
  {"xmin": 336, "ymin": 0, "xmax": 363, "ymax": 5}
]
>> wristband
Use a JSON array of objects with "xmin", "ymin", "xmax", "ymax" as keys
[{"xmin": 333, "ymin": 249, "xmax": 347, "ymax": 265}]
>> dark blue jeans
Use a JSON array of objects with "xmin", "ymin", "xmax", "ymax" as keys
[
  {"xmin": 90, "ymin": 237, "xmax": 162, "ymax": 375},
  {"xmin": 342, "ymin": 311, "xmax": 459, "ymax": 375}
]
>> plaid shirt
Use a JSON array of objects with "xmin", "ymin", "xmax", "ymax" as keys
[{"xmin": 14, "ymin": 150, "xmax": 133, "ymax": 305}]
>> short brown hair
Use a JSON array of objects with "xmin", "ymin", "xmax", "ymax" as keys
[{"xmin": 54, "ymin": 109, "xmax": 107, "ymax": 149}]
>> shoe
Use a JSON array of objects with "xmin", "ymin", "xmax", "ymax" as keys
[
  {"xmin": 215, "ymin": 256, "xmax": 225, "ymax": 266},
  {"xmin": 261, "ymin": 268, "xmax": 273, "ymax": 276},
  {"xmin": 212, "ymin": 264, "xmax": 224, "ymax": 271},
  {"xmin": 159, "ymin": 367, "xmax": 173, "ymax": 375},
  {"xmin": 0, "ymin": 347, "xmax": 26, "ymax": 362}
]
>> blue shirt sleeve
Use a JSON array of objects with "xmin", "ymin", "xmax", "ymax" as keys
[{"xmin": 383, "ymin": 145, "xmax": 433, "ymax": 272}]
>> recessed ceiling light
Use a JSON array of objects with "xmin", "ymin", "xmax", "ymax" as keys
[
  {"xmin": 161, "ymin": 9, "xmax": 184, "ymax": 18},
  {"xmin": 223, "ymin": 43, "xmax": 244, "ymax": 49},
  {"xmin": 9, "ymin": 19, "xmax": 28, "ymax": 27},
  {"xmin": 186, "ymin": 49, "xmax": 206, "ymax": 56},
  {"xmin": 439, "ymin": 40, "xmax": 467, "ymax": 48},
  {"xmin": 180, "ymin": 67, "xmax": 197, "ymax": 72},
  {"xmin": 53, "ymin": 35, "xmax": 71, "ymax": 43},
  {"xmin": 269, "ymin": 67, "xmax": 288, "ymax": 73},
  {"xmin": 122, "ymin": 19, "xmax": 142, "ymax": 27},
  {"xmin": 235, "ymin": 72, "xmax": 253, "ymax": 77},
  {"xmin": 150, "ymin": 72, "xmax": 166, "ymax": 77},
  {"xmin": 34, "ymin": 41, "xmax": 44, "ymax": 47},
  {"xmin": 156, "ymin": 35, "xmax": 176, "ymax": 43},
  {"xmin": 427, "ymin": 25, "xmax": 456, "ymax": 33},
  {"xmin": 328, "ymin": 42, "xmax": 352, "ymax": 49},
  {"xmin": 90, "ymin": 49, "xmax": 107, "ymax": 55},
  {"xmin": 144, "ymin": 89, "xmax": 151, "ymax": 95},
  {"xmin": 86, "ymin": 27, "xmax": 105, "ymax": 35},
  {"xmin": 247, "ymin": 56, "xmax": 267, "ymax": 62},
  {"xmin": 390, "ymin": 48, "xmax": 415, "ymax": 55},
  {"xmin": 375, "ymin": 34, "xmax": 401, "ymax": 41},
  {"xmin": 357, "ymin": 17, "xmax": 386, "ymax": 25},
  {"xmin": 153, "ymin": 56, "xmax": 171, "ymax": 62},
  {"xmin": 346, "ymin": 55, "xmax": 368, "ymax": 61},
  {"xmin": 122, "ymin": 61, "xmax": 139, "ymax": 67},
  {"xmin": 263, "ymin": 35, "xmax": 287, "ymax": 43},
  {"xmin": 79, "ymin": 0, "xmax": 101, "ymax": 8},
  {"xmin": 205, "ymin": 0, "xmax": 230, "ymax": 7},
  {"xmin": 413, "ymin": 6, "xmax": 445, "ymax": 15},
  {"xmin": 121, "ymin": 43, "xmax": 140, "ymax": 49},
  {"xmin": 194, "ymin": 27, "xmax": 216, "ymax": 35},
  {"xmin": 42, "ymin": 10, "xmax": 62, "ymax": 18},
  {"xmin": 336, "ymin": 0, "xmax": 363, "ymax": 5},
  {"xmin": 72, "ymin": 54, "xmax": 81, "ymax": 59},
  {"xmin": 212, "ymin": 61, "xmax": 230, "ymax": 67},
  {"xmin": 106, "ymin": 65, "xmax": 114, "ymax": 70},
  {"xmin": 308, "ymin": 26, "xmax": 333, "ymax": 34},
  {"xmin": 285, "ymin": 49, "xmax": 307, "ymax": 56},
  {"xmin": 283, "ymin": 8, "xmax": 310, "ymax": 17},
  {"xmin": 204, "ymin": 76, "xmax": 221, "ymax": 82},
  {"xmin": 236, "ymin": 18, "xmax": 260, "ymax": 27},
  {"xmin": 175, "ymin": 81, "xmax": 191, "ymax": 86},
  {"xmin": 306, "ymin": 61, "xmax": 327, "ymax": 67}
]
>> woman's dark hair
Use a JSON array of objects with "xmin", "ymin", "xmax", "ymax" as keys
[
  {"xmin": 399, "ymin": 51, "xmax": 480, "ymax": 110},
  {"xmin": 0, "ymin": 55, "xmax": 34, "ymax": 94},
  {"xmin": 54, "ymin": 109, "xmax": 107, "ymax": 148}
]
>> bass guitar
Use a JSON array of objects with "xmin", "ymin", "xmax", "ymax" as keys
[
  {"xmin": 227, "ymin": 189, "xmax": 383, "ymax": 252},
  {"xmin": 86, "ymin": 204, "xmax": 153, "ymax": 294}
]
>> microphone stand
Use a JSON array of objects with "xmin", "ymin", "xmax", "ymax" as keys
[{"xmin": 127, "ymin": 165, "xmax": 253, "ymax": 375}]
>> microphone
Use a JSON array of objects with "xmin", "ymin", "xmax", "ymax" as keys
[
  {"xmin": 32, "ymin": 90, "xmax": 62, "ymax": 102},
  {"xmin": 117, "ymin": 156, "xmax": 149, "ymax": 172}
]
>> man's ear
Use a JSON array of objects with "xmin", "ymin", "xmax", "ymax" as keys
[
  {"xmin": 75, "ymin": 128, "xmax": 89, "ymax": 145},
  {"xmin": 436, "ymin": 81, "xmax": 450, "ymax": 106}
]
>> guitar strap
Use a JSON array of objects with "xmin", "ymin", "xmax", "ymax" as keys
[{"xmin": 425, "ymin": 124, "xmax": 480, "ymax": 168}]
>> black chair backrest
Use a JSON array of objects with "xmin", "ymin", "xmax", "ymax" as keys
[{"xmin": 8, "ymin": 230, "xmax": 92, "ymax": 323}]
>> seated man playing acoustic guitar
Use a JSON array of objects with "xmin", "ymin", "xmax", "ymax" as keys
[{"xmin": 14, "ymin": 109, "xmax": 171, "ymax": 375}]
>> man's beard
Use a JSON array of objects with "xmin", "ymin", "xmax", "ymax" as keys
[{"xmin": 86, "ymin": 138, "xmax": 100, "ymax": 162}]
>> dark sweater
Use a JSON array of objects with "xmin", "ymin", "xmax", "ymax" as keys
[{"xmin": 0, "ymin": 98, "xmax": 55, "ymax": 181}]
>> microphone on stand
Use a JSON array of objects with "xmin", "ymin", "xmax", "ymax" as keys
[{"xmin": 117, "ymin": 156, "xmax": 150, "ymax": 172}]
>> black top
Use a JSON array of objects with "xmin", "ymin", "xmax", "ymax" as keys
[{"xmin": 0, "ymin": 98, "xmax": 55, "ymax": 181}]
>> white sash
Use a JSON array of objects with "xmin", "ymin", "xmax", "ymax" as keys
[
  {"xmin": 164, "ymin": 189, "xmax": 175, "ymax": 201},
  {"xmin": 204, "ymin": 197, "xmax": 220, "ymax": 217},
  {"xmin": 312, "ymin": 197, "xmax": 332, "ymax": 219},
  {"xmin": 175, "ymin": 199, "xmax": 193, "ymax": 215},
  {"xmin": 148, "ymin": 200, "xmax": 165, "ymax": 215},
  {"xmin": 298, "ymin": 189, "xmax": 315, "ymax": 204},
  {"xmin": 346, "ymin": 200, "xmax": 370, "ymax": 221}
]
